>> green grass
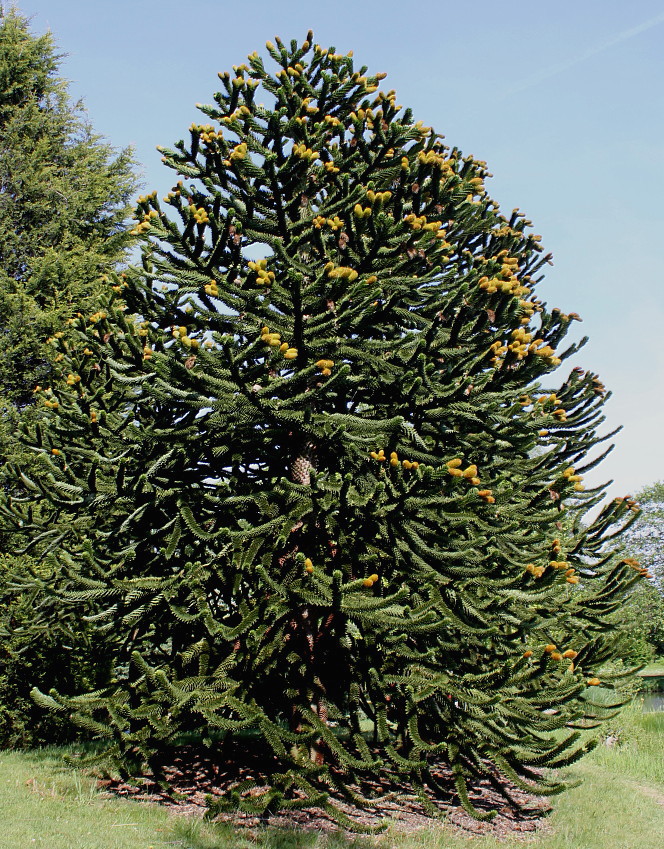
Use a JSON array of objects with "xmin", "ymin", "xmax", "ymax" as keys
[
  {"xmin": 1, "ymin": 712, "xmax": 663, "ymax": 849},
  {"xmin": 639, "ymin": 661, "xmax": 664, "ymax": 678},
  {"xmin": 398, "ymin": 709, "xmax": 664, "ymax": 849},
  {"xmin": 0, "ymin": 748, "xmax": 175, "ymax": 849}
]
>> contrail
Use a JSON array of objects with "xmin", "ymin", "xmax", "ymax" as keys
[{"xmin": 500, "ymin": 11, "xmax": 664, "ymax": 99}]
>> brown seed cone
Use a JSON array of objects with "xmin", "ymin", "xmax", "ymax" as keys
[{"xmin": 291, "ymin": 442, "xmax": 317, "ymax": 485}]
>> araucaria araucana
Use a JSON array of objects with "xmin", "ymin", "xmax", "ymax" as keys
[{"xmin": 4, "ymin": 32, "xmax": 644, "ymax": 825}]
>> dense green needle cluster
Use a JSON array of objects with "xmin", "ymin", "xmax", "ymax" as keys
[
  {"xmin": 0, "ymin": 8, "xmax": 136, "ymax": 413},
  {"xmin": 3, "ymin": 32, "xmax": 644, "ymax": 824},
  {"xmin": 0, "ymin": 7, "xmax": 137, "ymax": 748}
]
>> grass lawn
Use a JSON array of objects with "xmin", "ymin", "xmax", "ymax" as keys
[
  {"xmin": 1, "ymin": 709, "xmax": 662, "ymax": 849},
  {"xmin": 639, "ymin": 661, "xmax": 664, "ymax": 678}
]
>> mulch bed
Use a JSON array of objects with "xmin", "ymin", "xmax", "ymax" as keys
[{"xmin": 91, "ymin": 744, "xmax": 552, "ymax": 839}]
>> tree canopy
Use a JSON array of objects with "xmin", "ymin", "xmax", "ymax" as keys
[
  {"xmin": 0, "ymin": 5, "xmax": 138, "ymax": 412},
  {"xmin": 0, "ymin": 6, "xmax": 139, "ymax": 747},
  {"xmin": 2, "ymin": 32, "xmax": 644, "ymax": 825},
  {"xmin": 613, "ymin": 481, "xmax": 664, "ymax": 663}
]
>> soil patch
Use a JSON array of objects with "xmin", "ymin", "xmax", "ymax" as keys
[{"xmin": 91, "ymin": 743, "xmax": 551, "ymax": 838}]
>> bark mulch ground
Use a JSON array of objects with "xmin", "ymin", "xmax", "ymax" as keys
[{"xmin": 92, "ymin": 744, "xmax": 552, "ymax": 840}]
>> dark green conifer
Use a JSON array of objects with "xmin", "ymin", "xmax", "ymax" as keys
[
  {"xmin": 0, "ymin": 6, "xmax": 138, "ymax": 746},
  {"xmin": 4, "ymin": 33, "xmax": 643, "ymax": 822},
  {"xmin": 0, "ymin": 6, "xmax": 138, "ymax": 413}
]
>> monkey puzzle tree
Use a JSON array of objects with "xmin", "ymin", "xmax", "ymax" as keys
[{"xmin": 3, "ymin": 33, "xmax": 643, "ymax": 822}]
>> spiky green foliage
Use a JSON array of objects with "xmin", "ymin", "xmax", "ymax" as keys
[
  {"xmin": 0, "ymin": 7, "xmax": 138, "ymax": 746},
  {"xmin": 0, "ymin": 553, "xmax": 114, "ymax": 747},
  {"xmin": 2, "ymin": 33, "xmax": 644, "ymax": 822}
]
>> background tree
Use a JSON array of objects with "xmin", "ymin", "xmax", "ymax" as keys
[
  {"xmin": 0, "ymin": 5, "xmax": 138, "ymax": 420},
  {"xmin": 0, "ymin": 6, "xmax": 139, "ymax": 747},
  {"xmin": 613, "ymin": 481, "xmax": 664, "ymax": 664},
  {"xmin": 4, "ymin": 33, "xmax": 644, "ymax": 823},
  {"xmin": 626, "ymin": 481, "xmax": 664, "ymax": 588}
]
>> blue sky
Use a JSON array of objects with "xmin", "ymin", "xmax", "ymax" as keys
[{"xmin": 15, "ymin": 0, "xmax": 664, "ymax": 500}]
